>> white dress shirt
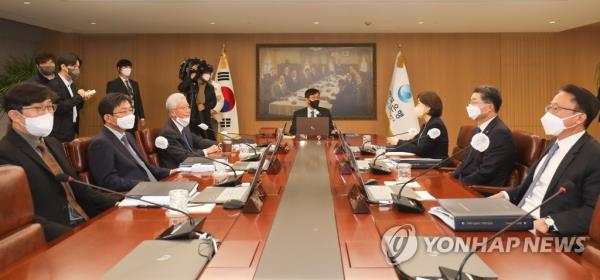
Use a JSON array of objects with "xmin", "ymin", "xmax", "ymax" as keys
[
  {"xmin": 307, "ymin": 108, "xmax": 320, "ymax": 118},
  {"xmin": 478, "ymin": 116, "xmax": 496, "ymax": 132},
  {"xmin": 504, "ymin": 130, "xmax": 585, "ymax": 219},
  {"xmin": 58, "ymin": 73, "xmax": 77, "ymax": 123}
]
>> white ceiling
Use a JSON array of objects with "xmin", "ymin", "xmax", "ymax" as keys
[{"xmin": 1, "ymin": 0, "xmax": 599, "ymax": 34}]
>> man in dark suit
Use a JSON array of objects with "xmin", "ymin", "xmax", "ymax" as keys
[
  {"xmin": 288, "ymin": 88, "xmax": 334, "ymax": 135},
  {"xmin": 88, "ymin": 93, "xmax": 172, "ymax": 192},
  {"xmin": 157, "ymin": 93, "xmax": 220, "ymax": 169},
  {"xmin": 28, "ymin": 52, "xmax": 56, "ymax": 86},
  {"xmin": 47, "ymin": 53, "xmax": 94, "ymax": 142},
  {"xmin": 0, "ymin": 82, "xmax": 116, "ymax": 241},
  {"xmin": 492, "ymin": 84, "xmax": 600, "ymax": 236},
  {"xmin": 452, "ymin": 85, "xmax": 514, "ymax": 186},
  {"xmin": 105, "ymin": 59, "xmax": 145, "ymax": 132}
]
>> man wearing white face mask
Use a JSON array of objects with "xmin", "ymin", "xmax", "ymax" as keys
[
  {"xmin": 0, "ymin": 82, "xmax": 116, "ymax": 241},
  {"xmin": 177, "ymin": 59, "xmax": 217, "ymax": 140},
  {"xmin": 157, "ymin": 93, "xmax": 220, "ymax": 169},
  {"xmin": 47, "ymin": 53, "xmax": 94, "ymax": 142},
  {"xmin": 88, "ymin": 93, "xmax": 173, "ymax": 192},
  {"xmin": 106, "ymin": 59, "xmax": 146, "ymax": 132},
  {"xmin": 491, "ymin": 84, "xmax": 600, "ymax": 236},
  {"xmin": 452, "ymin": 85, "xmax": 515, "ymax": 187}
]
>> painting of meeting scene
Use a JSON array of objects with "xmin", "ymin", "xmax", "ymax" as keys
[{"xmin": 256, "ymin": 44, "xmax": 376, "ymax": 120}]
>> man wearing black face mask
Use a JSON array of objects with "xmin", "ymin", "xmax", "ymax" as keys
[
  {"xmin": 29, "ymin": 52, "xmax": 56, "ymax": 86},
  {"xmin": 177, "ymin": 59, "xmax": 217, "ymax": 140},
  {"xmin": 289, "ymin": 88, "xmax": 334, "ymax": 135}
]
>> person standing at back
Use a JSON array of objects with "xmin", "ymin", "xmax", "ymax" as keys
[{"xmin": 106, "ymin": 59, "xmax": 146, "ymax": 132}]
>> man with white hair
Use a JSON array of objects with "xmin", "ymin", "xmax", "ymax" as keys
[{"xmin": 157, "ymin": 93, "xmax": 220, "ymax": 169}]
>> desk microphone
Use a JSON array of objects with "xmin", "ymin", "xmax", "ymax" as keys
[
  {"xmin": 193, "ymin": 155, "xmax": 243, "ymax": 187},
  {"xmin": 440, "ymin": 183, "xmax": 571, "ymax": 280},
  {"xmin": 199, "ymin": 123, "xmax": 260, "ymax": 161},
  {"xmin": 370, "ymin": 129, "xmax": 441, "ymax": 175},
  {"xmin": 393, "ymin": 132, "xmax": 489, "ymax": 213},
  {"xmin": 55, "ymin": 174, "xmax": 205, "ymax": 240}
]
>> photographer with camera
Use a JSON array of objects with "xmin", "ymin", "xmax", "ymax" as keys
[{"xmin": 177, "ymin": 58, "xmax": 217, "ymax": 140}]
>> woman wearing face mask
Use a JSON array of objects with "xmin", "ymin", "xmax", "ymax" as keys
[
  {"xmin": 386, "ymin": 91, "xmax": 449, "ymax": 159},
  {"xmin": 177, "ymin": 59, "xmax": 217, "ymax": 140}
]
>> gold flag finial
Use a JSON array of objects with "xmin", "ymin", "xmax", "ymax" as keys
[
  {"xmin": 396, "ymin": 44, "xmax": 406, "ymax": 68},
  {"xmin": 221, "ymin": 44, "xmax": 226, "ymax": 55}
]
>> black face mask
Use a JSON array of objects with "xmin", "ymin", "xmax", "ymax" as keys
[
  {"xmin": 39, "ymin": 66, "xmax": 55, "ymax": 76},
  {"xmin": 309, "ymin": 100, "xmax": 320, "ymax": 108}
]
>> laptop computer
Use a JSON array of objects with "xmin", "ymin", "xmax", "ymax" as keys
[
  {"xmin": 127, "ymin": 181, "xmax": 199, "ymax": 197},
  {"xmin": 296, "ymin": 117, "xmax": 329, "ymax": 137},
  {"xmin": 233, "ymin": 123, "xmax": 285, "ymax": 171},
  {"xmin": 102, "ymin": 239, "xmax": 214, "ymax": 280},
  {"xmin": 191, "ymin": 143, "xmax": 271, "ymax": 204},
  {"xmin": 383, "ymin": 236, "xmax": 497, "ymax": 279}
]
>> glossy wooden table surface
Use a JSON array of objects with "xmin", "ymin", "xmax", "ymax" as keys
[
  {"xmin": 329, "ymin": 135, "xmax": 591, "ymax": 280},
  {"xmin": 0, "ymin": 135, "xmax": 592, "ymax": 279}
]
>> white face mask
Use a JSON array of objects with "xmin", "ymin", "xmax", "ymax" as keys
[
  {"xmin": 176, "ymin": 117, "xmax": 190, "ymax": 127},
  {"xmin": 540, "ymin": 112, "xmax": 580, "ymax": 136},
  {"xmin": 116, "ymin": 114, "xmax": 136, "ymax": 130},
  {"xmin": 24, "ymin": 113, "xmax": 54, "ymax": 137},
  {"xmin": 201, "ymin": 73, "xmax": 211, "ymax": 81},
  {"xmin": 414, "ymin": 104, "xmax": 426, "ymax": 118},
  {"xmin": 120, "ymin": 67, "xmax": 132, "ymax": 77},
  {"xmin": 466, "ymin": 104, "xmax": 482, "ymax": 120}
]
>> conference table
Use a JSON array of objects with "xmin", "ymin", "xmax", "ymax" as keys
[{"xmin": 0, "ymin": 135, "xmax": 592, "ymax": 280}]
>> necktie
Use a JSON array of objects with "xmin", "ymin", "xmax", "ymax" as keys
[
  {"xmin": 311, "ymin": 111, "xmax": 315, "ymax": 118},
  {"xmin": 120, "ymin": 136, "xmax": 157, "ymax": 182},
  {"xmin": 125, "ymin": 80, "xmax": 133, "ymax": 94},
  {"xmin": 37, "ymin": 142, "xmax": 89, "ymax": 221},
  {"xmin": 517, "ymin": 143, "xmax": 559, "ymax": 207},
  {"xmin": 124, "ymin": 80, "xmax": 135, "ymax": 107},
  {"xmin": 181, "ymin": 130, "xmax": 193, "ymax": 152}
]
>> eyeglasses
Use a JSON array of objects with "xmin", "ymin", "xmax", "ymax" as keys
[
  {"xmin": 112, "ymin": 108, "xmax": 135, "ymax": 115},
  {"xmin": 544, "ymin": 104, "xmax": 580, "ymax": 114},
  {"xmin": 21, "ymin": 104, "xmax": 57, "ymax": 114}
]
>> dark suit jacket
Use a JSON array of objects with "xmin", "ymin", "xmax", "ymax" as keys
[
  {"xmin": 288, "ymin": 107, "xmax": 334, "ymax": 135},
  {"xmin": 106, "ymin": 78, "xmax": 145, "ymax": 132},
  {"xmin": 88, "ymin": 126, "xmax": 170, "ymax": 192},
  {"xmin": 47, "ymin": 76, "xmax": 84, "ymax": 142},
  {"xmin": 506, "ymin": 133, "xmax": 600, "ymax": 236},
  {"xmin": 452, "ymin": 117, "xmax": 515, "ymax": 186},
  {"xmin": 29, "ymin": 71, "xmax": 55, "ymax": 86},
  {"xmin": 157, "ymin": 119, "xmax": 217, "ymax": 169},
  {"xmin": 178, "ymin": 78, "xmax": 217, "ymax": 140},
  {"xmin": 0, "ymin": 127, "xmax": 116, "ymax": 241},
  {"xmin": 390, "ymin": 117, "xmax": 449, "ymax": 159}
]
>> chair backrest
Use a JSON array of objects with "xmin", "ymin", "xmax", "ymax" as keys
[
  {"xmin": 139, "ymin": 128, "xmax": 162, "ymax": 167},
  {"xmin": 451, "ymin": 125, "xmax": 476, "ymax": 165},
  {"xmin": 509, "ymin": 130, "xmax": 545, "ymax": 186},
  {"xmin": 64, "ymin": 137, "xmax": 93, "ymax": 183},
  {"xmin": 0, "ymin": 165, "xmax": 46, "ymax": 271},
  {"xmin": 581, "ymin": 196, "xmax": 600, "ymax": 278}
]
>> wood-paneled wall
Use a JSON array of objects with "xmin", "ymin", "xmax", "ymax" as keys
[{"xmin": 41, "ymin": 28, "xmax": 600, "ymax": 143}]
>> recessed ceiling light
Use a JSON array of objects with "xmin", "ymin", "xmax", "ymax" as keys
[
  {"xmin": 23, "ymin": 1, "xmax": 31, "ymax": 4},
  {"xmin": 313, "ymin": 21, "xmax": 320, "ymax": 25},
  {"xmin": 548, "ymin": 20, "xmax": 557, "ymax": 24},
  {"xmin": 209, "ymin": 22, "xmax": 216, "ymax": 25},
  {"xmin": 418, "ymin": 21, "xmax": 425, "ymax": 25},
  {"xmin": 89, "ymin": 22, "xmax": 97, "ymax": 25}
]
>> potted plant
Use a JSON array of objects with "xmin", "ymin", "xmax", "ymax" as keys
[{"xmin": 0, "ymin": 54, "xmax": 37, "ymax": 137}]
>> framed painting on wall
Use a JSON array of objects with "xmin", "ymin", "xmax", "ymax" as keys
[{"xmin": 256, "ymin": 43, "xmax": 376, "ymax": 120}]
